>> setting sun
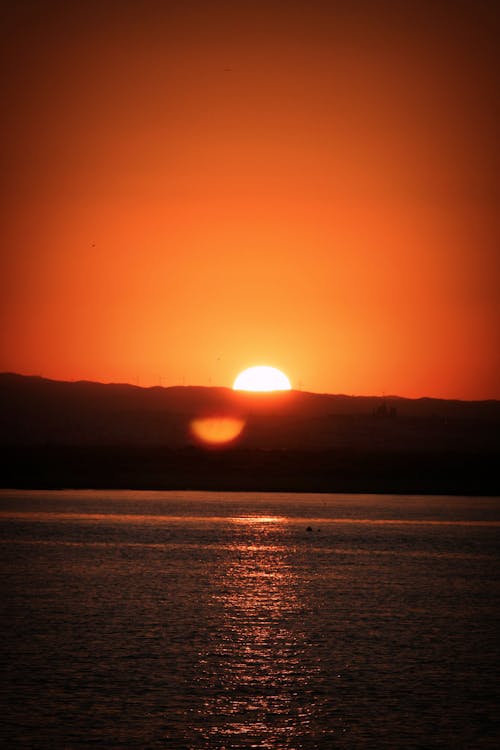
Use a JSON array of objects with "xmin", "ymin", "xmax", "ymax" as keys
[{"xmin": 233, "ymin": 366, "xmax": 292, "ymax": 392}]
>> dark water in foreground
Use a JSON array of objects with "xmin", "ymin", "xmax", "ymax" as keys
[{"xmin": 0, "ymin": 491, "xmax": 499, "ymax": 749}]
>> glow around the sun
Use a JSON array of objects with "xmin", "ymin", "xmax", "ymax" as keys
[{"xmin": 233, "ymin": 366, "xmax": 292, "ymax": 392}]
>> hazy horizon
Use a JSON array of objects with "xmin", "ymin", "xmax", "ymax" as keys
[{"xmin": 3, "ymin": 370, "xmax": 500, "ymax": 404}]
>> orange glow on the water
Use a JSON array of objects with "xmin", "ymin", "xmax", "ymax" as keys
[
  {"xmin": 197, "ymin": 510, "xmax": 315, "ymax": 744},
  {"xmin": 190, "ymin": 416, "xmax": 245, "ymax": 445},
  {"xmin": 232, "ymin": 515, "xmax": 286, "ymax": 525}
]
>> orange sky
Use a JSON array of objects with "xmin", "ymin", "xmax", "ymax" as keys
[{"xmin": 1, "ymin": 1, "xmax": 499, "ymax": 399}]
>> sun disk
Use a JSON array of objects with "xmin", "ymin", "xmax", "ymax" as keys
[{"xmin": 233, "ymin": 366, "xmax": 291, "ymax": 392}]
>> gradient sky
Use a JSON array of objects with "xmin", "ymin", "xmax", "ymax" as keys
[{"xmin": 1, "ymin": 0, "xmax": 498, "ymax": 399}]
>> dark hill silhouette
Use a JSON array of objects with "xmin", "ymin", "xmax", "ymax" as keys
[
  {"xmin": 1, "ymin": 373, "xmax": 498, "ymax": 493},
  {"xmin": 1, "ymin": 372, "xmax": 499, "ymax": 420}
]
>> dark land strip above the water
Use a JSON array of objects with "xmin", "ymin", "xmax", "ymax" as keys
[
  {"xmin": 1, "ymin": 374, "xmax": 498, "ymax": 494},
  {"xmin": 1, "ymin": 444, "xmax": 498, "ymax": 495}
]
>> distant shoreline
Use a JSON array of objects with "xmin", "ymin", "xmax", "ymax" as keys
[
  {"xmin": 1, "ymin": 445, "xmax": 498, "ymax": 497},
  {"xmin": 1, "ymin": 374, "xmax": 498, "ymax": 495}
]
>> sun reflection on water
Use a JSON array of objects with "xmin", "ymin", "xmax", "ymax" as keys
[
  {"xmin": 193, "ymin": 514, "xmax": 323, "ymax": 747},
  {"xmin": 231, "ymin": 515, "xmax": 286, "ymax": 525}
]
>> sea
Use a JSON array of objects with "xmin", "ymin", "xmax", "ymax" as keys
[{"xmin": 0, "ymin": 490, "xmax": 499, "ymax": 749}]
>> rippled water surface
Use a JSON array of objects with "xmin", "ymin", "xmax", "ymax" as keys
[{"xmin": 1, "ymin": 491, "xmax": 499, "ymax": 749}]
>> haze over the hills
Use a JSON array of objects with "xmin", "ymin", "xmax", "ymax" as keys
[
  {"xmin": 1, "ymin": 372, "xmax": 498, "ymax": 449},
  {"xmin": 1, "ymin": 373, "xmax": 498, "ymax": 494}
]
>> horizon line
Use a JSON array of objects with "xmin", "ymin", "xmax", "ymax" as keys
[{"xmin": 1, "ymin": 371, "xmax": 499, "ymax": 404}]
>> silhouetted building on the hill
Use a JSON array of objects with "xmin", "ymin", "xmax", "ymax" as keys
[{"xmin": 373, "ymin": 401, "xmax": 398, "ymax": 419}]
